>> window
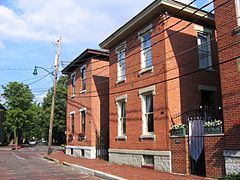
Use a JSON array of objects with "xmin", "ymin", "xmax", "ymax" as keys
[
  {"xmin": 118, "ymin": 101, "xmax": 126, "ymax": 136},
  {"xmin": 236, "ymin": 0, "xmax": 240, "ymax": 25},
  {"xmin": 70, "ymin": 112, "xmax": 75, "ymax": 134},
  {"xmin": 144, "ymin": 94, "xmax": 154, "ymax": 133},
  {"xmin": 139, "ymin": 85, "xmax": 155, "ymax": 137},
  {"xmin": 115, "ymin": 94, "xmax": 127, "ymax": 138},
  {"xmin": 80, "ymin": 65, "xmax": 86, "ymax": 92},
  {"xmin": 80, "ymin": 109, "xmax": 86, "ymax": 134},
  {"xmin": 71, "ymin": 73, "xmax": 76, "ymax": 96},
  {"xmin": 197, "ymin": 32, "xmax": 212, "ymax": 69},
  {"xmin": 138, "ymin": 24, "xmax": 153, "ymax": 74},
  {"xmin": 115, "ymin": 42, "xmax": 126, "ymax": 83},
  {"xmin": 141, "ymin": 32, "xmax": 152, "ymax": 69}
]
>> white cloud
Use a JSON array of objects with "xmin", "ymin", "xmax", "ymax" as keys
[
  {"xmin": 0, "ymin": 0, "xmax": 153, "ymax": 44},
  {"xmin": 0, "ymin": 0, "xmax": 212, "ymax": 45},
  {"xmin": 0, "ymin": 41, "xmax": 5, "ymax": 50}
]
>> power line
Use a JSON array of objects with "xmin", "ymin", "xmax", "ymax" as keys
[
  {"xmin": 68, "ymin": 16, "xmax": 235, "ymax": 90},
  {"xmin": 61, "ymin": 0, "xmax": 221, "ymax": 84}
]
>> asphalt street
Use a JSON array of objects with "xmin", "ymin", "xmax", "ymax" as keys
[{"xmin": 0, "ymin": 146, "xmax": 101, "ymax": 180}]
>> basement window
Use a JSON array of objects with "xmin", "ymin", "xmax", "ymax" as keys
[{"xmin": 142, "ymin": 155, "xmax": 154, "ymax": 168}]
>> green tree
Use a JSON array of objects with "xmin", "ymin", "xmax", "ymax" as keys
[
  {"xmin": 42, "ymin": 75, "xmax": 67, "ymax": 144},
  {"xmin": 2, "ymin": 82, "xmax": 33, "ymax": 146}
]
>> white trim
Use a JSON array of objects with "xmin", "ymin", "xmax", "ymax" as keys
[
  {"xmin": 79, "ymin": 107, "xmax": 87, "ymax": 112},
  {"xmin": 140, "ymin": 134, "xmax": 155, "ymax": 140},
  {"xmin": 109, "ymin": 149, "xmax": 171, "ymax": 156},
  {"xmin": 71, "ymin": 72, "xmax": 76, "ymax": 78},
  {"xmin": 115, "ymin": 135, "xmax": 127, "ymax": 141},
  {"xmin": 70, "ymin": 111, "xmax": 75, "ymax": 116},
  {"xmin": 198, "ymin": 84, "xmax": 217, "ymax": 92},
  {"xmin": 138, "ymin": 66, "xmax": 153, "ymax": 75},
  {"xmin": 115, "ymin": 41, "xmax": 126, "ymax": 53},
  {"xmin": 138, "ymin": 85, "xmax": 156, "ymax": 95},
  {"xmin": 115, "ymin": 94, "xmax": 127, "ymax": 103},
  {"xmin": 194, "ymin": 25, "xmax": 213, "ymax": 34},
  {"xmin": 138, "ymin": 24, "xmax": 153, "ymax": 38},
  {"xmin": 236, "ymin": 0, "xmax": 240, "ymax": 26},
  {"xmin": 80, "ymin": 64, "xmax": 87, "ymax": 72}
]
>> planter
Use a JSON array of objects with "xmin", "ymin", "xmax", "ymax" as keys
[
  {"xmin": 171, "ymin": 128, "xmax": 187, "ymax": 136},
  {"xmin": 204, "ymin": 125, "xmax": 222, "ymax": 134}
]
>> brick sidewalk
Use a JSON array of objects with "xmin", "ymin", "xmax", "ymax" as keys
[{"xmin": 48, "ymin": 151, "xmax": 209, "ymax": 180}]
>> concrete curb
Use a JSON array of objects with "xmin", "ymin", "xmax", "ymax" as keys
[
  {"xmin": 43, "ymin": 156, "xmax": 60, "ymax": 164},
  {"xmin": 63, "ymin": 162, "xmax": 126, "ymax": 180}
]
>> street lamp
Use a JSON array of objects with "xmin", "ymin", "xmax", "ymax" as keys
[
  {"xmin": 32, "ymin": 38, "xmax": 61, "ymax": 155},
  {"xmin": 33, "ymin": 66, "xmax": 54, "ymax": 76}
]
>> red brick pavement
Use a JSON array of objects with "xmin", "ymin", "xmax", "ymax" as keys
[{"xmin": 49, "ymin": 151, "xmax": 208, "ymax": 180}]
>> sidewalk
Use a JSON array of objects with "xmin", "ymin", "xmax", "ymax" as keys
[{"xmin": 48, "ymin": 151, "xmax": 209, "ymax": 180}]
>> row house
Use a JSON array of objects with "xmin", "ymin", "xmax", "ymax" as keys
[
  {"xmin": 214, "ymin": 0, "xmax": 240, "ymax": 176},
  {"xmin": 62, "ymin": 49, "xmax": 109, "ymax": 159},
  {"xmin": 100, "ymin": 0, "xmax": 223, "ymax": 178}
]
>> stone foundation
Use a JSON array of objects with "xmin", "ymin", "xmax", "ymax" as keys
[
  {"xmin": 224, "ymin": 150, "xmax": 240, "ymax": 175},
  {"xmin": 65, "ymin": 146, "xmax": 96, "ymax": 159},
  {"xmin": 109, "ymin": 149, "xmax": 171, "ymax": 172}
]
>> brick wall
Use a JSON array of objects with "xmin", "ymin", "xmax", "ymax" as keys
[
  {"xmin": 170, "ymin": 136, "xmax": 189, "ymax": 174},
  {"xmin": 108, "ymin": 14, "xmax": 221, "ymax": 152},
  {"xmin": 214, "ymin": 0, "xmax": 240, "ymax": 150},
  {"xmin": 204, "ymin": 135, "xmax": 225, "ymax": 178},
  {"xmin": 66, "ymin": 58, "xmax": 109, "ymax": 151}
]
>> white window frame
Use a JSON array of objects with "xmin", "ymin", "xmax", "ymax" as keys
[
  {"xmin": 139, "ymin": 85, "xmax": 155, "ymax": 139},
  {"xmin": 79, "ymin": 108, "xmax": 87, "ymax": 134},
  {"xmin": 115, "ymin": 42, "xmax": 126, "ymax": 84},
  {"xmin": 236, "ymin": 0, "xmax": 240, "ymax": 25},
  {"xmin": 115, "ymin": 94, "xmax": 127, "ymax": 140},
  {"xmin": 138, "ymin": 24, "xmax": 153, "ymax": 74},
  {"xmin": 80, "ymin": 65, "xmax": 87, "ymax": 93},
  {"xmin": 70, "ymin": 111, "xmax": 75, "ymax": 135},
  {"xmin": 71, "ymin": 72, "xmax": 76, "ymax": 97}
]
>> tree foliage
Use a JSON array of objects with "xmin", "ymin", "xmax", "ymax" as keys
[
  {"xmin": 42, "ymin": 75, "xmax": 67, "ymax": 144},
  {"xmin": 2, "ymin": 82, "xmax": 34, "ymax": 145}
]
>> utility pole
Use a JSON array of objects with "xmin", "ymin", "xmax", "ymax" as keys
[{"xmin": 48, "ymin": 38, "xmax": 61, "ymax": 155}]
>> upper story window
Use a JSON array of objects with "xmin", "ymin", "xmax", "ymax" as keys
[
  {"xmin": 139, "ymin": 85, "xmax": 155, "ymax": 138},
  {"xmin": 71, "ymin": 72, "xmax": 76, "ymax": 96},
  {"xmin": 236, "ymin": 0, "xmax": 240, "ymax": 25},
  {"xmin": 80, "ymin": 108, "xmax": 86, "ymax": 134},
  {"xmin": 138, "ymin": 24, "xmax": 153, "ymax": 74},
  {"xmin": 70, "ymin": 112, "xmax": 75, "ymax": 134},
  {"xmin": 115, "ymin": 42, "xmax": 126, "ymax": 83},
  {"xmin": 197, "ymin": 32, "xmax": 212, "ymax": 69},
  {"xmin": 80, "ymin": 65, "xmax": 86, "ymax": 92},
  {"xmin": 115, "ymin": 94, "xmax": 127, "ymax": 139}
]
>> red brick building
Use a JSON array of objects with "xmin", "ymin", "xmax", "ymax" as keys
[
  {"xmin": 100, "ymin": 0, "xmax": 223, "ymax": 177},
  {"xmin": 62, "ymin": 49, "xmax": 109, "ymax": 159},
  {"xmin": 214, "ymin": 0, "xmax": 240, "ymax": 175}
]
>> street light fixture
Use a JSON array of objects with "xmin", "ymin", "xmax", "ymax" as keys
[
  {"xmin": 32, "ymin": 38, "xmax": 61, "ymax": 155},
  {"xmin": 33, "ymin": 66, "xmax": 54, "ymax": 76}
]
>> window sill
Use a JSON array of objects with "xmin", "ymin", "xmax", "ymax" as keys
[
  {"xmin": 80, "ymin": 90, "xmax": 86, "ymax": 94},
  {"xmin": 138, "ymin": 66, "xmax": 153, "ymax": 76},
  {"xmin": 116, "ymin": 78, "xmax": 126, "ymax": 85},
  {"xmin": 139, "ymin": 134, "xmax": 155, "ymax": 141},
  {"xmin": 71, "ymin": 94, "xmax": 75, "ymax": 99},
  {"xmin": 115, "ymin": 135, "xmax": 127, "ymax": 141},
  {"xmin": 233, "ymin": 26, "xmax": 240, "ymax": 35},
  {"xmin": 198, "ymin": 66, "xmax": 215, "ymax": 72}
]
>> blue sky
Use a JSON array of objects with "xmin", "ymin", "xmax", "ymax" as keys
[{"xmin": 0, "ymin": 0, "xmax": 212, "ymax": 103}]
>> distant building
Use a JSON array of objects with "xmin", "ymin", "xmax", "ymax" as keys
[
  {"xmin": 214, "ymin": 0, "xmax": 240, "ymax": 175},
  {"xmin": 100, "ymin": 0, "xmax": 223, "ymax": 178},
  {"xmin": 62, "ymin": 49, "xmax": 109, "ymax": 159},
  {"xmin": 0, "ymin": 104, "xmax": 6, "ymax": 144}
]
